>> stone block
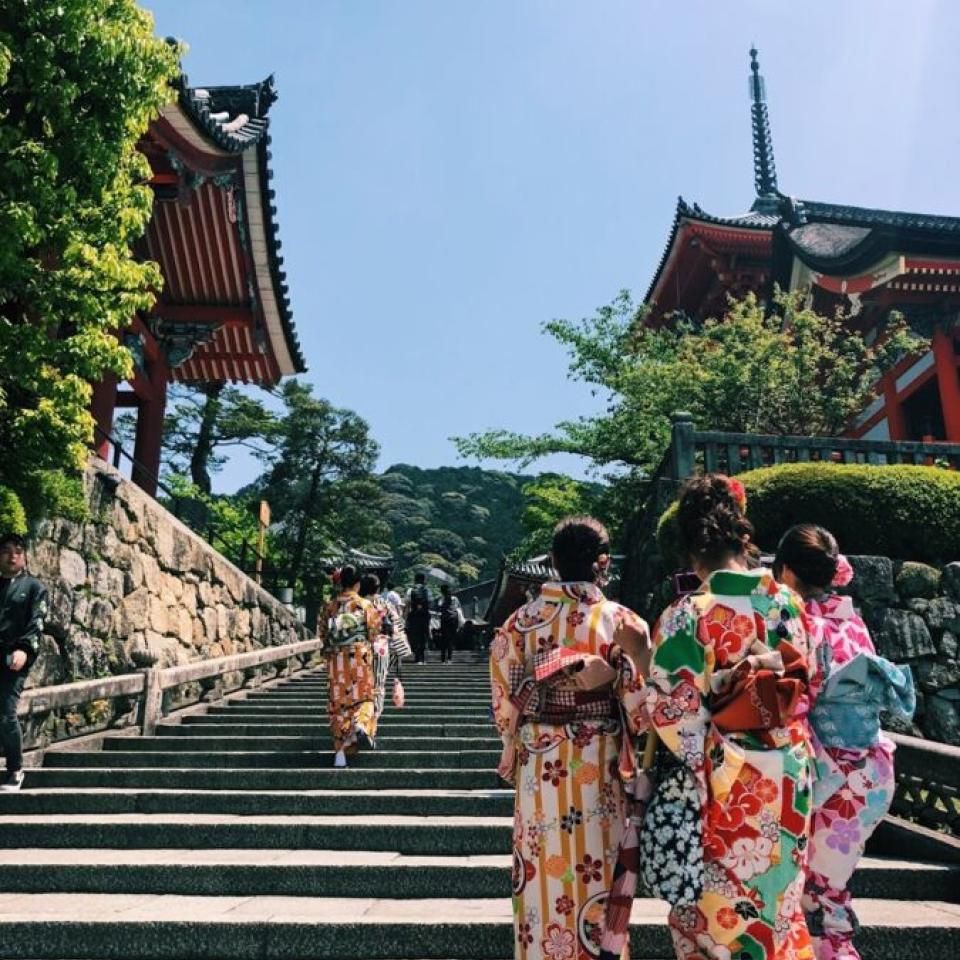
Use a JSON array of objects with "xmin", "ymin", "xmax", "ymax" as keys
[
  {"xmin": 88, "ymin": 560, "xmax": 124, "ymax": 598},
  {"xmin": 923, "ymin": 597, "xmax": 960, "ymax": 637},
  {"xmin": 234, "ymin": 608, "xmax": 251, "ymax": 639},
  {"xmin": 148, "ymin": 594, "xmax": 169, "ymax": 634},
  {"xmin": 45, "ymin": 582, "xmax": 75, "ymax": 639},
  {"xmin": 915, "ymin": 659, "xmax": 960, "ymax": 692},
  {"xmin": 847, "ymin": 555, "xmax": 896, "ymax": 603},
  {"xmin": 942, "ymin": 562, "xmax": 960, "ymax": 603},
  {"xmin": 181, "ymin": 584, "xmax": 198, "ymax": 616},
  {"xmin": 895, "ymin": 561, "xmax": 941, "ymax": 600},
  {"xmin": 162, "ymin": 573, "xmax": 184, "ymax": 600},
  {"xmin": 28, "ymin": 539, "xmax": 60, "ymax": 580},
  {"xmin": 939, "ymin": 631, "xmax": 959, "ymax": 659},
  {"xmin": 58, "ymin": 549, "xmax": 87, "ymax": 589},
  {"xmin": 117, "ymin": 588, "xmax": 151, "ymax": 636},
  {"xmin": 87, "ymin": 598, "xmax": 115, "ymax": 637},
  {"xmin": 925, "ymin": 692, "xmax": 960, "ymax": 746},
  {"xmin": 174, "ymin": 606, "xmax": 194, "ymax": 645},
  {"xmin": 27, "ymin": 636, "xmax": 65, "ymax": 688},
  {"xmin": 876, "ymin": 609, "xmax": 936, "ymax": 660},
  {"xmin": 201, "ymin": 607, "xmax": 218, "ymax": 643},
  {"xmin": 140, "ymin": 554, "xmax": 161, "ymax": 592}
]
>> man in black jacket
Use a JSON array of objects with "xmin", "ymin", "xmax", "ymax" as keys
[{"xmin": 0, "ymin": 533, "xmax": 47, "ymax": 792}]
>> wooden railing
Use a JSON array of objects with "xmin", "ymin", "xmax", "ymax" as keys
[
  {"xmin": 19, "ymin": 638, "xmax": 323, "ymax": 738},
  {"xmin": 889, "ymin": 732, "xmax": 960, "ymax": 836},
  {"xmin": 661, "ymin": 412, "xmax": 960, "ymax": 480}
]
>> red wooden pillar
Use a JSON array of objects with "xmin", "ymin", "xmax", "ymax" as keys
[
  {"xmin": 882, "ymin": 374, "xmax": 908, "ymax": 441},
  {"xmin": 932, "ymin": 327, "xmax": 960, "ymax": 442},
  {"xmin": 132, "ymin": 358, "xmax": 168, "ymax": 496},
  {"xmin": 89, "ymin": 374, "xmax": 118, "ymax": 460}
]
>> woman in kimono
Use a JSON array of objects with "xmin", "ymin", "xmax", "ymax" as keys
[
  {"xmin": 359, "ymin": 573, "xmax": 405, "ymax": 718},
  {"xmin": 647, "ymin": 476, "xmax": 815, "ymax": 960},
  {"xmin": 773, "ymin": 525, "xmax": 915, "ymax": 960},
  {"xmin": 490, "ymin": 516, "xmax": 650, "ymax": 960},
  {"xmin": 317, "ymin": 564, "xmax": 381, "ymax": 768}
]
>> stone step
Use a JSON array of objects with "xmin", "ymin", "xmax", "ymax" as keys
[
  {"xmin": 205, "ymin": 704, "xmax": 490, "ymax": 714},
  {"xmin": 42, "ymin": 750, "xmax": 500, "ymax": 769},
  {"xmin": 177, "ymin": 713, "xmax": 488, "ymax": 726},
  {"xmin": 157, "ymin": 722, "xmax": 494, "ymax": 737},
  {"xmin": 238, "ymin": 696, "xmax": 492, "ymax": 707},
  {"xmin": 0, "ymin": 851, "xmax": 951, "ymax": 901},
  {"xmin": 23, "ymin": 768, "xmax": 503, "ymax": 790},
  {"xmin": 0, "ymin": 815, "xmax": 511, "ymax": 854},
  {"xmin": 0, "ymin": 788, "xmax": 514, "ymax": 818},
  {"xmin": 0, "ymin": 894, "xmax": 956, "ymax": 959},
  {"xmin": 101, "ymin": 736, "xmax": 500, "ymax": 752}
]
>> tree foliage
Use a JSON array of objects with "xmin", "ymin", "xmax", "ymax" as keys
[
  {"xmin": 0, "ymin": 1, "xmax": 179, "ymax": 523},
  {"xmin": 455, "ymin": 289, "xmax": 923, "ymax": 477}
]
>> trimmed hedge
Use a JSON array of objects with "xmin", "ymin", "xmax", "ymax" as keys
[{"xmin": 656, "ymin": 463, "xmax": 960, "ymax": 569}]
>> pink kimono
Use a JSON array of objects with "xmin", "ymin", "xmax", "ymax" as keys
[{"xmin": 802, "ymin": 595, "xmax": 914, "ymax": 960}]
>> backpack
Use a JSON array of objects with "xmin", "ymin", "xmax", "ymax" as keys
[
  {"xmin": 409, "ymin": 584, "xmax": 430, "ymax": 617},
  {"xmin": 326, "ymin": 605, "xmax": 369, "ymax": 648},
  {"xmin": 441, "ymin": 597, "xmax": 462, "ymax": 627}
]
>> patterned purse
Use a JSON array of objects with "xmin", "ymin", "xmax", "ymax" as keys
[{"xmin": 638, "ymin": 732, "xmax": 704, "ymax": 907}]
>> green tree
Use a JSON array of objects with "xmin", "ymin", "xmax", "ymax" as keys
[
  {"xmin": 514, "ymin": 473, "xmax": 599, "ymax": 557},
  {"xmin": 256, "ymin": 380, "xmax": 381, "ymax": 610},
  {"xmin": 161, "ymin": 384, "xmax": 279, "ymax": 493},
  {"xmin": 0, "ymin": 1, "xmax": 179, "ymax": 523},
  {"xmin": 455, "ymin": 290, "xmax": 922, "ymax": 477}
]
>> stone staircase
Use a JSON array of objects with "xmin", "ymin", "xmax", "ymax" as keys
[{"xmin": 0, "ymin": 653, "xmax": 957, "ymax": 958}]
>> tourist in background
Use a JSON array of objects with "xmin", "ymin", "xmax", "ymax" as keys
[
  {"xmin": 406, "ymin": 572, "xmax": 431, "ymax": 664},
  {"xmin": 317, "ymin": 564, "xmax": 380, "ymax": 768},
  {"xmin": 774, "ymin": 525, "xmax": 915, "ymax": 960},
  {"xmin": 0, "ymin": 533, "xmax": 47, "ymax": 793},
  {"xmin": 437, "ymin": 583, "xmax": 463, "ymax": 663},
  {"xmin": 490, "ymin": 516, "xmax": 650, "ymax": 960},
  {"xmin": 647, "ymin": 476, "xmax": 815, "ymax": 960}
]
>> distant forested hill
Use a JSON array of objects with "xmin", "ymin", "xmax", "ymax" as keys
[{"xmin": 376, "ymin": 464, "xmax": 533, "ymax": 585}]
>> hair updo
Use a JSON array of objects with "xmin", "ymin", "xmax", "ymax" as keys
[
  {"xmin": 676, "ymin": 475, "xmax": 754, "ymax": 567},
  {"xmin": 339, "ymin": 564, "xmax": 360, "ymax": 589},
  {"xmin": 551, "ymin": 516, "xmax": 610, "ymax": 582},
  {"xmin": 773, "ymin": 524, "xmax": 839, "ymax": 591},
  {"xmin": 358, "ymin": 573, "xmax": 380, "ymax": 597}
]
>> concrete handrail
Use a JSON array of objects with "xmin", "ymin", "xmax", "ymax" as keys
[
  {"xmin": 888, "ymin": 732, "xmax": 960, "ymax": 836},
  {"xmin": 17, "ymin": 637, "xmax": 325, "ymax": 736}
]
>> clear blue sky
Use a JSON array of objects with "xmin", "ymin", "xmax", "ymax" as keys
[{"xmin": 146, "ymin": 0, "xmax": 956, "ymax": 488}]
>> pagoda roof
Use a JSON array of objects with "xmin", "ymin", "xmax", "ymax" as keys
[{"xmin": 142, "ymin": 71, "xmax": 305, "ymax": 384}]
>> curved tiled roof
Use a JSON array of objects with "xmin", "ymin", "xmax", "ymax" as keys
[
  {"xmin": 176, "ymin": 74, "xmax": 305, "ymax": 375},
  {"xmin": 644, "ymin": 196, "xmax": 777, "ymax": 304}
]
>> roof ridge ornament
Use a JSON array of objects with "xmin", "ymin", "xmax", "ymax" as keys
[{"xmin": 749, "ymin": 46, "xmax": 780, "ymax": 212}]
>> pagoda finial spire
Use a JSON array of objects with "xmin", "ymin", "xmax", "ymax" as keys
[{"xmin": 749, "ymin": 46, "xmax": 779, "ymax": 206}]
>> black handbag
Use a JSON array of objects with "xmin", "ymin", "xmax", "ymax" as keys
[{"xmin": 638, "ymin": 732, "xmax": 705, "ymax": 907}]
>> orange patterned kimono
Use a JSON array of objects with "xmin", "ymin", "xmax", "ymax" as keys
[
  {"xmin": 648, "ymin": 569, "xmax": 815, "ymax": 960},
  {"xmin": 318, "ymin": 589, "xmax": 380, "ymax": 752},
  {"xmin": 491, "ymin": 581, "xmax": 650, "ymax": 960}
]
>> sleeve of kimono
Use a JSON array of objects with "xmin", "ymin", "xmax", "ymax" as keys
[
  {"xmin": 612, "ymin": 608, "xmax": 652, "ymax": 736},
  {"xmin": 647, "ymin": 600, "xmax": 712, "ymax": 807},
  {"xmin": 365, "ymin": 602, "xmax": 381, "ymax": 643},
  {"xmin": 489, "ymin": 613, "xmax": 530, "ymax": 782}
]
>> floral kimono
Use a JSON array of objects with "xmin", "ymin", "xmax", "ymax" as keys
[
  {"xmin": 802, "ymin": 594, "xmax": 915, "ymax": 960},
  {"xmin": 648, "ymin": 569, "xmax": 815, "ymax": 960},
  {"xmin": 490, "ymin": 581, "xmax": 650, "ymax": 960},
  {"xmin": 370, "ymin": 594, "xmax": 395, "ymax": 718},
  {"xmin": 318, "ymin": 589, "xmax": 380, "ymax": 751}
]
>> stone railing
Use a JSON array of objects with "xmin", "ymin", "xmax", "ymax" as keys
[
  {"xmin": 19, "ymin": 637, "xmax": 322, "ymax": 741},
  {"xmin": 889, "ymin": 732, "xmax": 960, "ymax": 836},
  {"xmin": 659, "ymin": 412, "xmax": 960, "ymax": 480}
]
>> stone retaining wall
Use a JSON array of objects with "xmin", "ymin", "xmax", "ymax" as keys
[
  {"xmin": 845, "ymin": 556, "xmax": 960, "ymax": 746},
  {"xmin": 21, "ymin": 458, "xmax": 311, "ymax": 746}
]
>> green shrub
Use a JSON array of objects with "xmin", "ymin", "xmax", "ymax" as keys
[
  {"xmin": 656, "ymin": 463, "xmax": 960, "ymax": 568},
  {"xmin": 896, "ymin": 561, "xmax": 941, "ymax": 599},
  {"xmin": 0, "ymin": 486, "xmax": 27, "ymax": 535}
]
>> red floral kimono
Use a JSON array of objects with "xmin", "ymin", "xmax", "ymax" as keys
[{"xmin": 647, "ymin": 569, "xmax": 815, "ymax": 960}]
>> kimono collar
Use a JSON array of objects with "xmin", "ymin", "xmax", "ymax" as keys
[
  {"xmin": 338, "ymin": 588, "xmax": 360, "ymax": 601},
  {"xmin": 704, "ymin": 567, "xmax": 770, "ymax": 596},
  {"xmin": 539, "ymin": 580, "xmax": 605, "ymax": 604},
  {"xmin": 806, "ymin": 593, "xmax": 857, "ymax": 621}
]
